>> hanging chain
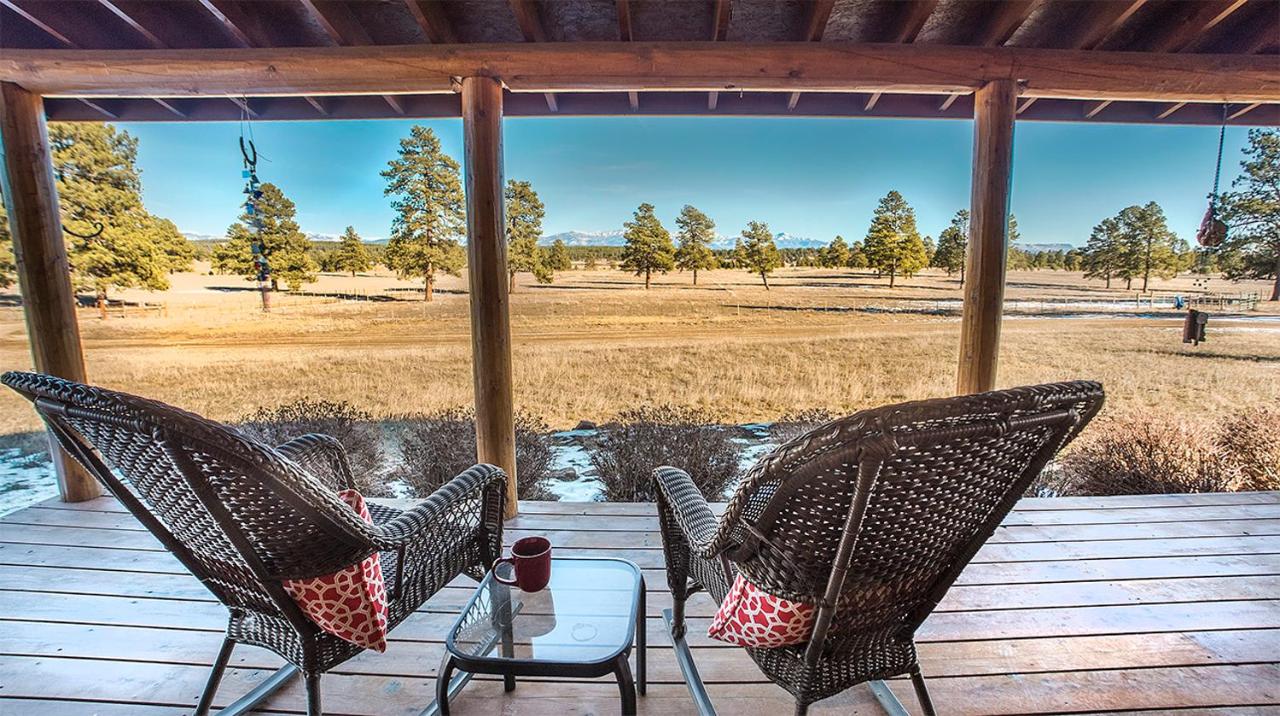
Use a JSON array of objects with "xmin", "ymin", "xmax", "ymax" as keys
[{"xmin": 1209, "ymin": 103, "xmax": 1226, "ymax": 211}]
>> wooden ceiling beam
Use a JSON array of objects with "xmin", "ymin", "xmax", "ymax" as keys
[
  {"xmin": 707, "ymin": 0, "xmax": 732, "ymax": 111},
  {"xmin": 863, "ymin": 1, "xmax": 938, "ymax": 117},
  {"xmin": 227, "ymin": 96, "xmax": 257, "ymax": 117},
  {"xmin": 0, "ymin": 0, "xmax": 75, "ymax": 46},
  {"xmin": 195, "ymin": 0, "xmax": 252, "ymax": 48},
  {"xmin": 939, "ymin": 1, "xmax": 1039, "ymax": 113},
  {"xmin": 1019, "ymin": 0, "xmax": 1145, "ymax": 115},
  {"xmin": 508, "ymin": 0, "xmax": 548, "ymax": 43},
  {"xmin": 151, "ymin": 97, "xmax": 185, "ymax": 117},
  {"xmin": 1226, "ymin": 102, "xmax": 1259, "ymax": 121},
  {"xmin": 96, "ymin": 0, "xmax": 166, "ymax": 48},
  {"xmin": 298, "ymin": 1, "xmax": 407, "ymax": 116},
  {"xmin": 77, "ymin": 97, "xmax": 116, "ymax": 118},
  {"xmin": 6, "ymin": 43, "xmax": 1277, "ymax": 104},
  {"xmin": 1142, "ymin": 0, "xmax": 1250, "ymax": 122},
  {"xmin": 404, "ymin": 0, "xmax": 457, "ymax": 44},
  {"xmin": 616, "ymin": 0, "xmax": 633, "ymax": 42},
  {"xmin": 788, "ymin": 0, "xmax": 835, "ymax": 111},
  {"xmin": 303, "ymin": 95, "xmax": 328, "ymax": 115}
]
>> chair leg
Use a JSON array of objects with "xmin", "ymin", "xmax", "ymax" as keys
[
  {"xmin": 794, "ymin": 701, "xmax": 809, "ymax": 716},
  {"xmin": 663, "ymin": 608, "xmax": 716, "ymax": 716},
  {"xmin": 910, "ymin": 666, "xmax": 937, "ymax": 716},
  {"xmin": 195, "ymin": 637, "xmax": 235, "ymax": 715},
  {"xmin": 670, "ymin": 590, "xmax": 687, "ymax": 639},
  {"xmin": 305, "ymin": 673, "xmax": 322, "ymax": 716}
]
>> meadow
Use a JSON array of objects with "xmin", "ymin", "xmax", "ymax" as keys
[{"xmin": 0, "ymin": 263, "xmax": 1276, "ymax": 441}]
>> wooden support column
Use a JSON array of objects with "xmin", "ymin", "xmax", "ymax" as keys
[
  {"xmin": 461, "ymin": 76, "xmax": 518, "ymax": 519},
  {"xmin": 0, "ymin": 82, "xmax": 98, "ymax": 501},
  {"xmin": 957, "ymin": 79, "xmax": 1016, "ymax": 395}
]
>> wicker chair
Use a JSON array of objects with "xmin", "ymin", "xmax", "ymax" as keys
[
  {"xmin": 654, "ymin": 381, "xmax": 1104, "ymax": 715},
  {"xmin": 2, "ymin": 371, "xmax": 507, "ymax": 716}
]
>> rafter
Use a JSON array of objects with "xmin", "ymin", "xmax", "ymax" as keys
[
  {"xmin": 196, "ymin": 0, "xmax": 252, "ymax": 47},
  {"xmin": 299, "ymin": 1, "xmax": 404, "ymax": 113},
  {"xmin": 707, "ymin": 0, "xmax": 732, "ymax": 111},
  {"xmin": 227, "ymin": 96, "xmax": 258, "ymax": 118},
  {"xmin": 77, "ymin": 98, "xmax": 115, "ymax": 118},
  {"xmin": 0, "ymin": 0, "xmax": 74, "ymax": 46},
  {"xmin": 1126, "ymin": 0, "xmax": 1249, "ymax": 121},
  {"xmin": 1020, "ymin": 0, "xmax": 1145, "ymax": 114},
  {"xmin": 151, "ymin": 97, "xmax": 185, "ymax": 118},
  {"xmin": 303, "ymin": 96, "xmax": 328, "ymax": 116},
  {"xmin": 616, "ymin": 0, "xmax": 633, "ymax": 41},
  {"xmin": 939, "ymin": 0, "xmax": 1039, "ymax": 111},
  {"xmin": 788, "ymin": 0, "xmax": 835, "ymax": 111},
  {"xmin": 382, "ymin": 94, "xmax": 405, "ymax": 115},
  {"xmin": 863, "ymin": 1, "xmax": 938, "ymax": 116},
  {"xmin": 508, "ymin": 0, "xmax": 548, "ymax": 43},
  {"xmin": 1227, "ymin": 102, "xmax": 1260, "ymax": 121},
  {"xmin": 404, "ymin": 0, "xmax": 457, "ymax": 44},
  {"xmin": 97, "ymin": 0, "xmax": 166, "ymax": 48}
]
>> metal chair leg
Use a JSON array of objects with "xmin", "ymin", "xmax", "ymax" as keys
[
  {"xmin": 195, "ymin": 637, "xmax": 235, "ymax": 715},
  {"xmin": 663, "ymin": 608, "xmax": 715, "ymax": 716},
  {"xmin": 910, "ymin": 666, "xmax": 937, "ymax": 716},
  {"xmin": 216, "ymin": 663, "xmax": 300, "ymax": 716},
  {"xmin": 868, "ymin": 680, "xmax": 910, "ymax": 716},
  {"xmin": 305, "ymin": 673, "xmax": 322, "ymax": 716}
]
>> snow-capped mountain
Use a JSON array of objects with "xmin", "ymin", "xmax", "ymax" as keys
[{"xmin": 1019, "ymin": 243, "xmax": 1075, "ymax": 254}]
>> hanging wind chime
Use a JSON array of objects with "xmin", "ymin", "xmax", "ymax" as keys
[{"xmin": 240, "ymin": 129, "xmax": 270, "ymax": 312}]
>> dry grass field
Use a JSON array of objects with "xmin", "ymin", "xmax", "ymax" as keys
[{"xmin": 0, "ymin": 263, "xmax": 1276, "ymax": 438}]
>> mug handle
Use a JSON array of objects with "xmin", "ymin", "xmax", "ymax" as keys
[{"xmin": 492, "ymin": 557, "xmax": 518, "ymax": 585}]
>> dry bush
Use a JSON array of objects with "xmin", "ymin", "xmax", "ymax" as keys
[
  {"xmin": 237, "ymin": 399, "xmax": 391, "ymax": 496},
  {"xmin": 771, "ymin": 408, "xmax": 837, "ymax": 445},
  {"xmin": 590, "ymin": 405, "xmax": 741, "ymax": 502},
  {"xmin": 1057, "ymin": 413, "xmax": 1230, "ymax": 495},
  {"xmin": 390, "ymin": 408, "xmax": 555, "ymax": 501},
  {"xmin": 1216, "ymin": 406, "xmax": 1280, "ymax": 492}
]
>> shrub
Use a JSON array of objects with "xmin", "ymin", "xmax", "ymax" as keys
[
  {"xmin": 770, "ymin": 408, "xmax": 837, "ymax": 445},
  {"xmin": 1216, "ymin": 406, "xmax": 1280, "ymax": 492},
  {"xmin": 589, "ymin": 405, "xmax": 741, "ymax": 502},
  {"xmin": 390, "ymin": 408, "xmax": 556, "ymax": 501},
  {"xmin": 237, "ymin": 398, "xmax": 391, "ymax": 496},
  {"xmin": 1056, "ymin": 412, "xmax": 1230, "ymax": 496}
]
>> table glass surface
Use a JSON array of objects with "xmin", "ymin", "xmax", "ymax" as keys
[{"xmin": 447, "ymin": 558, "xmax": 640, "ymax": 665}]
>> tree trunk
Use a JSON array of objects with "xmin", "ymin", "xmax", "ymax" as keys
[
  {"xmin": 692, "ymin": 269, "xmax": 698, "ymax": 286},
  {"xmin": 1105, "ymin": 274, "xmax": 1111, "ymax": 289},
  {"xmin": 644, "ymin": 269, "xmax": 651, "ymax": 289},
  {"xmin": 761, "ymin": 272, "xmax": 769, "ymax": 290},
  {"xmin": 1125, "ymin": 277, "xmax": 1132, "ymax": 290},
  {"xmin": 424, "ymin": 274, "xmax": 434, "ymax": 302},
  {"xmin": 351, "ymin": 270, "xmax": 357, "ymax": 278},
  {"xmin": 270, "ymin": 277, "xmax": 279, "ymax": 292},
  {"xmin": 96, "ymin": 290, "xmax": 107, "ymax": 320},
  {"xmin": 959, "ymin": 264, "xmax": 965, "ymax": 285},
  {"xmin": 1272, "ymin": 255, "xmax": 1280, "ymax": 302},
  {"xmin": 889, "ymin": 268, "xmax": 896, "ymax": 288},
  {"xmin": 509, "ymin": 271, "xmax": 517, "ymax": 293}
]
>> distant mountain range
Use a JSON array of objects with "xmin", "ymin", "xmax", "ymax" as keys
[
  {"xmin": 538, "ymin": 229, "xmax": 826, "ymax": 250},
  {"xmin": 1019, "ymin": 243, "xmax": 1074, "ymax": 254}
]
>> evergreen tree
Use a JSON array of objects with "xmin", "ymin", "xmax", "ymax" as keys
[
  {"xmin": 740, "ymin": 221, "xmax": 782, "ymax": 289},
  {"xmin": 731, "ymin": 238, "xmax": 747, "ymax": 269},
  {"xmin": 1116, "ymin": 202, "xmax": 1180, "ymax": 291},
  {"xmin": 932, "ymin": 209, "xmax": 969, "ymax": 282},
  {"xmin": 822, "ymin": 235, "xmax": 850, "ymax": 269},
  {"xmin": 333, "ymin": 226, "xmax": 372, "ymax": 277},
  {"xmin": 674, "ymin": 204, "xmax": 718, "ymax": 285},
  {"xmin": 621, "ymin": 203, "xmax": 675, "ymax": 288},
  {"xmin": 1007, "ymin": 213, "xmax": 1021, "ymax": 243},
  {"xmin": 505, "ymin": 179, "xmax": 551, "ymax": 290},
  {"xmin": 47, "ymin": 123, "xmax": 193, "ymax": 314},
  {"xmin": 1218, "ymin": 128, "xmax": 1280, "ymax": 301},
  {"xmin": 1082, "ymin": 216, "xmax": 1124, "ymax": 288},
  {"xmin": 847, "ymin": 240, "xmax": 869, "ymax": 269},
  {"xmin": 546, "ymin": 239, "xmax": 572, "ymax": 271},
  {"xmin": 212, "ymin": 182, "xmax": 317, "ymax": 292},
  {"xmin": 0, "ymin": 203, "xmax": 14, "ymax": 289},
  {"xmin": 381, "ymin": 126, "xmax": 466, "ymax": 301},
  {"xmin": 862, "ymin": 190, "xmax": 928, "ymax": 287},
  {"xmin": 1064, "ymin": 248, "xmax": 1083, "ymax": 272},
  {"xmin": 922, "ymin": 235, "xmax": 936, "ymax": 267}
]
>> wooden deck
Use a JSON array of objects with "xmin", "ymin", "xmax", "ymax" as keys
[{"xmin": 1, "ymin": 491, "xmax": 1278, "ymax": 715}]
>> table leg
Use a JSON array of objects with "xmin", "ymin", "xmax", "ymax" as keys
[
  {"xmin": 612, "ymin": 652, "xmax": 637, "ymax": 716},
  {"xmin": 489, "ymin": 579, "xmax": 517, "ymax": 692},
  {"xmin": 637, "ymin": 575, "xmax": 646, "ymax": 696},
  {"xmin": 435, "ymin": 653, "xmax": 455, "ymax": 716}
]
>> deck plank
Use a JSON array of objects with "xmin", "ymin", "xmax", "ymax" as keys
[{"xmin": 1, "ymin": 492, "xmax": 1277, "ymax": 714}]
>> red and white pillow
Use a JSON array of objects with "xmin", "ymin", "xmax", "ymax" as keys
[
  {"xmin": 707, "ymin": 573, "xmax": 816, "ymax": 648},
  {"xmin": 283, "ymin": 489, "xmax": 390, "ymax": 652}
]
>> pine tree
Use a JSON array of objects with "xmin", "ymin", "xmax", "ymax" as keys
[
  {"xmin": 740, "ymin": 221, "xmax": 782, "ymax": 289},
  {"xmin": 932, "ymin": 209, "xmax": 969, "ymax": 282},
  {"xmin": 731, "ymin": 238, "xmax": 747, "ymax": 269},
  {"xmin": 621, "ymin": 203, "xmax": 675, "ymax": 289},
  {"xmin": 381, "ymin": 126, "xmax": 466, "ymax": 301},
  {"xmin": 1116, "ymin": 202, "xmax": 1180, "ymax": 291},
  {"xmin": 546, "ymin": 239, "xmax": 572, "ymax": 271},
  {"xmin": 674, "ymin": 204, "xmax": 718, "ymax": 285},
  {"xmin": 0, "ymin": 203, "xmax": 14, "ymax": 289},
  {"xmin": 505, "ymin": 179, "xmax": 551, "ymax": 290},
  {"xmin": 1219, "ymin": 128, "xmax": 1280, "ymax": 301},
  {"xmin": 847, "ymin": 240, "xmax": 868, "ymax": 269},
  {"xmin": 212, "ymin": 182, "xmax": 317, "ymax": 292},
  {"xmin": 46, "ymin": 123, "xmax": 193, "ymax": 315},
  {"xmin": 333, "ymin": 226, "xmax": 372, "ymax": 277},
  {"xmin": 922, "ymin": 235, "xmax": 936, "ymax": 267},
  {"xmin": 1082, "ymin": 216, "xmax": 1124, "ymax": 288},
  {"xmin": 822, "ymin": 235, "xmax": 850, "ymax": 269},
  {"xmin": 862, "ymin": 190, "xmax": 928, "ymax": 288}
]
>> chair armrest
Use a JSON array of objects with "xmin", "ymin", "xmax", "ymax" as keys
[
  {"xmin": 367, "ymin": 463, "xmax": 507, "ymax": 551},
  {"xmin": 653, "ymin": 466, "xmax": 724, "ymax": 559},
  {"xmin": 276, "ymin": 433, "xmax": 355, "ymax": 492}
]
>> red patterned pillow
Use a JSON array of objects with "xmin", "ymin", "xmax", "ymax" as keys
[
  {"xmin": 283, "ymin": 489, "xmax": 389, "ymax": 652},
  {"xmin": 707, "ymin": 573, "xmax": 816, "ymax": 648}
]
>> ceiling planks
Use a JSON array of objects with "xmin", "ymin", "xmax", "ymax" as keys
[
  {"xmin": 939, "ymin": 0, "xmax": 1040, "ymax": 111},
  {"xmin": 1019, "ymin": 0, "xmax": 1146, "ymax": 114},
  {"xmin": 403, "ymin": 0, "xmax": 458, "ymax": 44},
  {"xmin": 707, "ymin": 0, "xmax": 733, "ymax": 111},
  {"xmin": 298, "ymin": 0, "xmax": 408, "ymax": 116},
  {"xmin": 508, "ymin": 0, "xmax": 558, "ymax": 111},
  {"xmin": 787, "ymin": 0, "xmax": 835, "ymax": 111}
]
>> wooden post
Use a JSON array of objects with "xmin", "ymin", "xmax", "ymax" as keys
[
  {"xmin": 461, "ymin": 76, "xmax": 518, "ymax": 519},
  {"xmin": 0, "ymin": 82, "xmax": 99, "ymax": 502},
  {"xmin": 956, "ymin": 79, "xmax": 1016, "ymax": 395}
]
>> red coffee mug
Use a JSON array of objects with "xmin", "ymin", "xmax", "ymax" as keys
[{"xmin": 494, "ymin": 536, "xmax": 552, "ymax": 592}]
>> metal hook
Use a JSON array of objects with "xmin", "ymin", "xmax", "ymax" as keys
[{"xmin": 62, "ymin": 222, "xmax": 104, "ymax": 240}]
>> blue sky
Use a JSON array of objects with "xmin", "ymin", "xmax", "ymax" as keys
[{"xmin": 121, "ymin": 116, "xmax": 1251, "ymax": 247}]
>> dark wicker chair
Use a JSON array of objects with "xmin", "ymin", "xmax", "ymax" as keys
[
  {"xmin": 2, "ymin": 371, "xmax": 507, "ymax": 716},
  {"xmin": 654, "ymin": 381, "xmax": 1104, "ymax": 715}
]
